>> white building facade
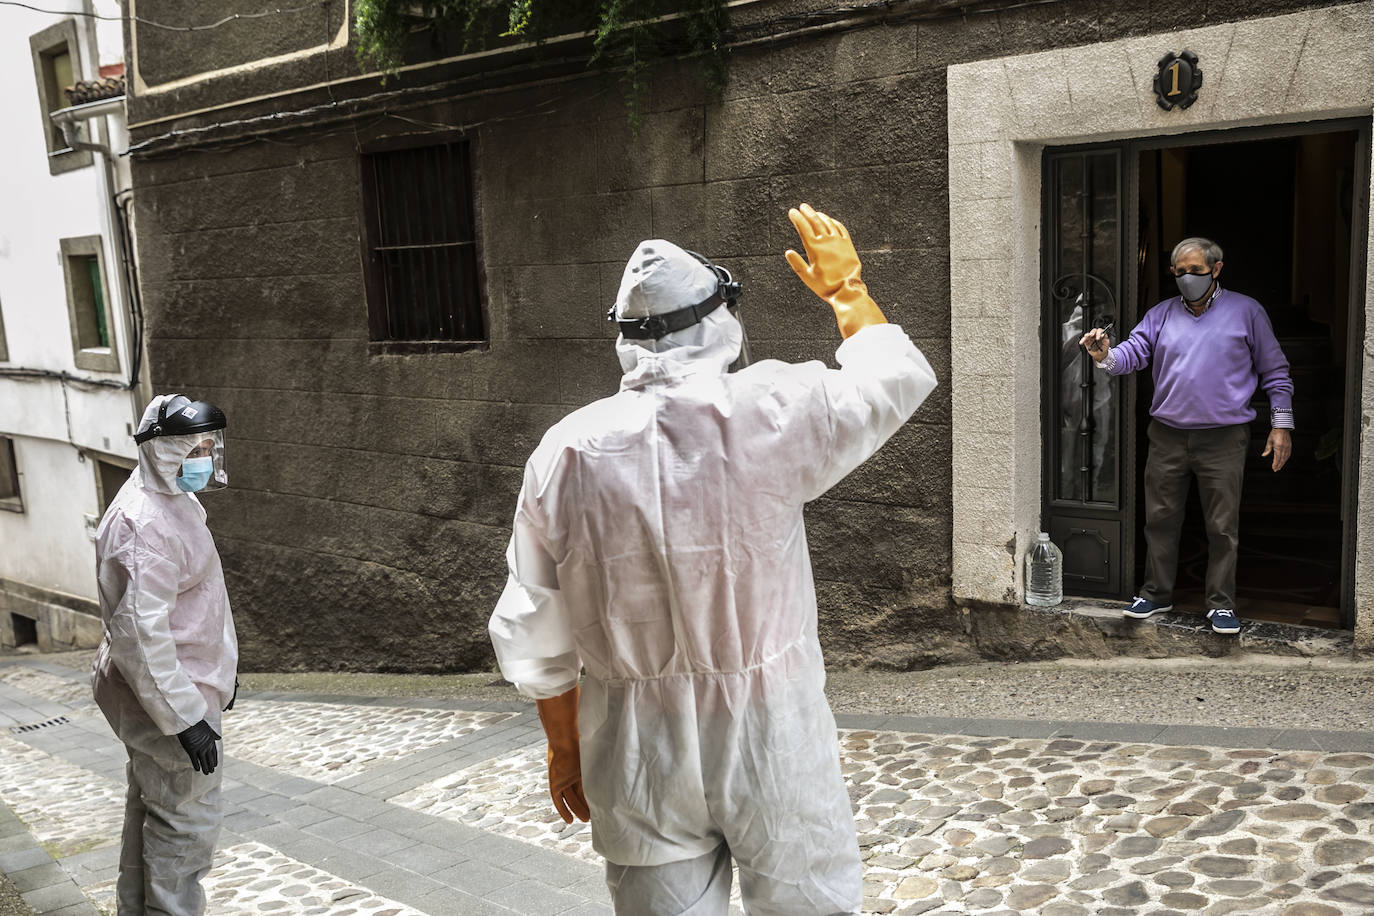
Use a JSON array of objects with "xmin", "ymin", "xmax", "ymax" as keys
[{"xmin": 0, "ymin": 0, "xmax": 146, "ymax": 650}]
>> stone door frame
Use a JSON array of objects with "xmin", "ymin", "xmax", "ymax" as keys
[{"xmin": 946, "ymin": 1, "xmax": 1374, "ymax": 649}]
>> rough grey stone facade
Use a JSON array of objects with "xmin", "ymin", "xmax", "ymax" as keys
[{"xmin": 126, "ymin": 0, "xmax": 1359, "ymax": 671}]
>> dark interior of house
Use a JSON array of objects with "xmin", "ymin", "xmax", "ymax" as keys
[{"xmin": 1134, "ymin": 131, "xmax": 1359, "ymax": 628}]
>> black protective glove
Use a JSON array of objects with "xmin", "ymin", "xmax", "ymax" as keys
[
  {"xmin": 177, "ymin": 720, "xmax": 221, "ymax": 774},
  {"xmin": 224, "ymin": 679, "xmax": 239, "ymax": 711}
]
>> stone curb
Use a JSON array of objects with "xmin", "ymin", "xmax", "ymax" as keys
[
  {"xmin": 1046, "ymin": 600, "xmax": 1356, "ymax": 656},
  {"xmin": 7, "ymin": 657, "xmax": 1372, "ymax": 753}
]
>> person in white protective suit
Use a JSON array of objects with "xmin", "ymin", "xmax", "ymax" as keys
[
  {"xmin": 489, "ymin": 204, "xmax": 937, "ymax": 915},
  {"xmin": 91, "ymin": 393, "xmax": 238, "ymax": 915}
]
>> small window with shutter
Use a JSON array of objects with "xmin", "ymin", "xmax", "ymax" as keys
[
  {"xmin": 29, "ymin": 19, "xmax": 92, "ymax": 175},
  {"xmin": 0, "ymin": 437, "xmax": 23, "ymax": 514}
]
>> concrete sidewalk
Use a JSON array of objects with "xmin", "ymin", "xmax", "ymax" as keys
[{"xmin": 1, "ymin": 655, "xmax": 1372, "ymax": 914}]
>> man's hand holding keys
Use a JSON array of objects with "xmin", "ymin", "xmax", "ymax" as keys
[{"xmin": 1079, "ymin": 323, "xmax": 1113, "ymax": 361}]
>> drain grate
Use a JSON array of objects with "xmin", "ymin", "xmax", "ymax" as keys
[{"xmin": 11, "ymin": 715, "xmax": 70, "ymax": 734}]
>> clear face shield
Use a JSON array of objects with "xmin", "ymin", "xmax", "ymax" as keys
[
  {"xmin": 135, "ymin": 395, "xmax": 229, "ymax": 494},
  {"xmin": 689, "ymin": 255, "xmax": 751, "ymax": 372},
  {"xmin": 724, "ymin": 290, "xmax": 752, "ymax": 373},
  {"xmin": 177, "ymin": 429, "xmax": 228, "ymax": 493}
]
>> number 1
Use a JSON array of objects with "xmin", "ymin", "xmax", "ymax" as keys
[{"xmin": 1168, "ymin": 61, "xmax": 1181, "ymax": 97}]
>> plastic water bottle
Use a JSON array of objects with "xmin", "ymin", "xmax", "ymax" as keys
[{"xmin": 1025, "ymin": 532, "xmax": 1063, "ymax": 607}]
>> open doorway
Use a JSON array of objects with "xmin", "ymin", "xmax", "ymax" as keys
[
  {"xmin": 1134, "ymin": 130, "xmax": 1360, "ymax": 628},
  {"xmin": 10, "ymin": 613, "xmax": 37, "ymax": 647}
]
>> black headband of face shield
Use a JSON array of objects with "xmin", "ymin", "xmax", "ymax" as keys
[
  {"xmin": 133, "ymin": 396, "xmax": 226, "ymax": 444},
  {"xmin": 608, "ymin": 251, "xmax": 744, "ymax": 340}
]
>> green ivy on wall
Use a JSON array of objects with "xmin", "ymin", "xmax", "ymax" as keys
[{"xmin": 354, "ymin": 0, "xmax": 731, "ymax": 128}]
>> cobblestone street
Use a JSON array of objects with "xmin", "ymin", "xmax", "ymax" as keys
[{"xmin": 1, "ymin": 656, "xmax": 1372, "ymax": 915}]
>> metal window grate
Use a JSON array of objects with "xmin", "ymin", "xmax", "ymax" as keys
[
  {"xmin": 12, "ymin": 715, "xmax": 70, "ymax": 733},
  {"xmin": 361, "ymin": 139, "xmax": 484, "ymax": 343}
]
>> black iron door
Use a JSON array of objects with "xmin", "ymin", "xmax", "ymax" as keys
[{"xmin": 1041, "ymin": 148, "xmax": 1131, "ymax": 598}]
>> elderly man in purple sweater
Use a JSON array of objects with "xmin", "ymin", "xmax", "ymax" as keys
[{"xmin": 1080, "ymin": 237, "xmax": 1293, "ymax": 635}]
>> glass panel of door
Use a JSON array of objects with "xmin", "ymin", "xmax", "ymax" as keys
[{"xmin": 1043, "ymin": 149, "xmax": 1128, "ymax": 598}]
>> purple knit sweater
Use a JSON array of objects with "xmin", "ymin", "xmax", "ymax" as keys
[{"xmin": 1100, "ymin": 288, "xmax": 1294, "ymax": 430}]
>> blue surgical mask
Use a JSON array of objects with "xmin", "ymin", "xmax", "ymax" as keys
[{"xmin": 176, "ymin": 456, "xmax": 214, "ymax": 493}]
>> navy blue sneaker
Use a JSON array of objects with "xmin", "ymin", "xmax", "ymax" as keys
[
  {"xmin": 1207, "ymin": 608, "xmax": 1241, "ymax": 634},
  {"xmin": 1123, "ymin": 596, "xmax": 1173, "ymax": 619}
]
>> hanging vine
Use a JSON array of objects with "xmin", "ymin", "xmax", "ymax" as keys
[{"xmin": 353, "ymin": 0, "xmax": 731, "ymax": 128}]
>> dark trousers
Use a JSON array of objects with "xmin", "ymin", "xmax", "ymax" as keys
[{"xmin": 1140, "ymin": 420, "xmax": 1250, "ymax": 610}]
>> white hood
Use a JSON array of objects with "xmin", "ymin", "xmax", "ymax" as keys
[{"xmin": 612, "ymin": 240, "xmax": 743, "ymax": 384}]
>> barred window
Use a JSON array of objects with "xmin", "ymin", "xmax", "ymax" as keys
[{"xmin": 359, "ymin": 137, "xmax": 485, "ymax": 347}]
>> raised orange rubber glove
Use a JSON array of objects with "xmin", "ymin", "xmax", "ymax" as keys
[
  {"xmin": 784, "ymin": 203, "xmax": 888, "ymax": 338},
  {"xmin": 535, "ymin": 685, "xmax": 590, "ymax": 824}
]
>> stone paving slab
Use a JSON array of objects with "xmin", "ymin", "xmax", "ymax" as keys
[
  {"xmin": 227, "ymin": 700, "xmax": 517, "ymax": 783},
  {"xmin": 82, "ymin": 841, "xmax": 431, "ymax": 915},
  {"xmin": 334, "ymin": 713, "xmax": 546, "ymax": 800},
  {"xmin": 0, "ymin": 731, "xmax": 123, "ymax": 859},
  {"xmin": 0, "ymin": 801, "xmax": 98, "ymax": 915},
  {"xmin": 0, "ymin": 669, "xmax": 95, "ymax": 712},
  {"xmin": 1283, "ymin": 730, "xmax": 1374, "ymax": 754},
  {"xmin": 391, "ymin": 748, "xmax": 598, "ymax": 867},
  {"xmin": 4, "ymin": 657, "xmax": 1373, "ymax": 915},
  {"xmin": 238, "ymin": 693, "xmax": 530, "ymax": 714}
]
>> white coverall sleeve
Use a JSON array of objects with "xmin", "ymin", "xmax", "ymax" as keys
[
  {"xmin": 802, "ymin": 322, "xmax": 938, "ymax": 501},
  {"xmin": 488, "ymin": 469, "xmax": 581, "ymax": 700},
  {"xmin": 105, "ymin": 524, "xmax": 208, "ymax": 735}
]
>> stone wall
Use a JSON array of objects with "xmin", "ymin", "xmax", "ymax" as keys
[
  {"xmin": 129, "ymin": 0, "xmax": 1361, "ymax": 671},
  {"xmin": 0, "ymin": 580, "xmax": 102, "ymax": 651}
]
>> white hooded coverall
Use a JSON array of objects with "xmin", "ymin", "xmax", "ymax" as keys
[
  {"xmin": 92, "ymin": 395, "xmax": 238, "ymax": 916},
  {"xmin": 489, "ymin": 243, "xmax": 937, "ymax": 914}
]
